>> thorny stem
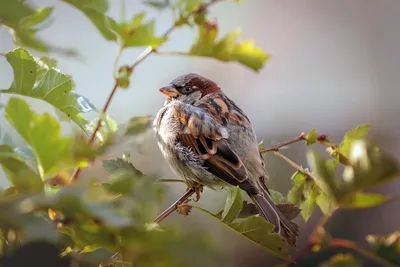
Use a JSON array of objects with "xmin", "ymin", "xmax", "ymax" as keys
[
  {"xmin": 71, "ymin": 0, "xmax": 222, "ymax": 182},
  {"xmin": 154, "ymin": 188, "xmax": 195, "ymax": 224},
  {"xmin": 260, "ymin": 133, "xmax": 306, "ymax": 154}
]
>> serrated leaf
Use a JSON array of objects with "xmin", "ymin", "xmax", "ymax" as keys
[
  {"xmin": 61, "ymin": 0, "xmax": 118, "ymax": 41},
  {"xmin": 319, "ymin": 253, "xmax": 362, "ymax": 267},
  {"xmin": 366, "ymin": 231, "xmax": 400, "ymax": 266},
  {"xmin": 1, "ymin": 48, "xmax": 90, "ymax": 130},
  {"xmin": 0, "ymin": 145, "xmax": 43, "ymax": 193},
  {"xmin": 306, "ymin": 128, "xmax": 318, "ymax": 145},
  {"xmin": 117, "ymin": 13, "xmax": 166, "ymax": 48},
  {"xmin": 221, "ymin": 187, "xmax": 242, "ymax": 223},
  {"xmin": 342, "ymin": 192, "xmax": 391, "ymax": 209},
  {"xmin": 188, "ymin": 23, "xmax": 269, "ymax": 71},
  {"xmin": 228, "ymin": 215, "xmax": 288, "ymax": 259},
  {"xmin": 338, "ymin": 124, "xmax": 370, "ymax": 157}
]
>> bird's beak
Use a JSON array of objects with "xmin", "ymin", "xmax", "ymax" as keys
[{"xmin": 159, "ymin": 85, "xmax": 181, "ymax": 98}]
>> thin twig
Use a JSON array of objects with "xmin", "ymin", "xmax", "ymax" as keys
[
  {"xmin": 158, "ymin": 179, "xmax": 187, "ymax": 184},
  {"xmin": 154, "ymin": 188, "xmax": 195, "ymax": 223},
  {"xmin": 260, "ymin": 133, "xmax": 306, "ymax": 154},
  {"xmin": 329, "ymin": 239, "xmax": 397, "ymax": 267}
]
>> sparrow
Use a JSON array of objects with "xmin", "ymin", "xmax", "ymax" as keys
[{"xmin": 153, "ymin": 73, "xmax": 299, "ymax": 246}]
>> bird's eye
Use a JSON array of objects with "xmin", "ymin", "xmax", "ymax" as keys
[{"xmin": 181, "ymin": 87, "xmax": 191, "ymax": 94}]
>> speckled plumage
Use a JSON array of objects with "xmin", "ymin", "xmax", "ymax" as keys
[{"xmin": 153, "ymin": 73, "xmax": 299, "ymax": 246}]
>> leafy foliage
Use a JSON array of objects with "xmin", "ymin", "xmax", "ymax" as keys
[
  {"xmin": 187, "ymin": 21, "xmax": 270, "ymax": 71},
  {"xmin": 367, "ymin": 231, "xmax": 400, "ymax": 266},
  {"xmin": 287, "ymin": 125, "xmax": 399, "ymax": 221},
  {"xmin": 194, "ymin": 187, "xmax": 293, "ymax": 259},
  {"xmin": 1, "ymin": 48, "xmax": 91, "ymax": 130},
  {"xmin": 0, "ymin": 0, "xmax": 399, "ymax": 266}
]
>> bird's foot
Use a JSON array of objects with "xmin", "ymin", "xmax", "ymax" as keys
[{"xmin": 186, "ymin": 183, "xmax": 203, "ymax": 202}]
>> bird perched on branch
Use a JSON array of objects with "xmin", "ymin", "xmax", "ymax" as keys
[{"xmin": 153, "ymin": 73, "xmax": 298, "ymax": 246}]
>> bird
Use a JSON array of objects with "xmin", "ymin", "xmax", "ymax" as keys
[{"xmin": 153, "ymin": 73, "xmax": 299, "ymax": 246}]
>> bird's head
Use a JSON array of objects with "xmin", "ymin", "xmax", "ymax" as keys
[{"xmin": 159, "ymin": 73, "xmax": 221, "ymax": 104}]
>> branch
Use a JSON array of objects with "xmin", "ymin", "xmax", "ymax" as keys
[
  {"xmin": 154, "ymin": 188, "xmax": 195, "ymax": 224},
  {"xmin": 329, "ymin": 239, "xmax": 397, "ymax": 267},
  {"xmin": 71, "ymin": 0, "xmax": 223, "ymax": 182},
  {"xmin": 260, "ymin": 133, "xmax": 306, "ymax": 154}
]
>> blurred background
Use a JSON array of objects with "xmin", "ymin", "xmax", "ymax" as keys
[{"xmin": 1, "ymin": 0, "xmax": 400, "ymax": 266}]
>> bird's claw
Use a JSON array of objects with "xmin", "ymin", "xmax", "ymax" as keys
[{"xmin": 186, "ymin": 183, "xmax": 203, "ymax": 202}]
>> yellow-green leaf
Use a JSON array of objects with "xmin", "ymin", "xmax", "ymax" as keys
[
  {"xmin": 221, "ymin": 187, "xmax": 242, "ymax": 223},
  {"xmin": 1, "ymin": 48, "xmax": 89, "ymax": 130},
  {"xmin": 0, "ymin": 145, "xmax": 43, "ymax": 193},
  {"xmin": 342, "ymin": 192, "xmax": 391, "ymax": 208},
  {"xmin": 338, "ymin": 124, "xmax": 370, "ymax": 157},
  {"xmin": 61, "ymin": 0, "xmax": 118, "ymax": 41},
  {"xmin": 306, "ymin": 128, "xmax": 318, "ymax": 145}
]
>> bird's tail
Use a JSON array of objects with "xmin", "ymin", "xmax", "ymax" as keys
[{"xmin": 249, "ymin": 192, "xmax": 299, "ymax": 247}]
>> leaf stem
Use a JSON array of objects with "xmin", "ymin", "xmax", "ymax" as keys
[
  {"xmin": 260, "ymin": 133, "xmax": 306, "ymax": 154},
  {"xmin": 329, "ymin": 239, "xmax": 397, "ymax": 267},
  {"xmin": 153, "ymin": 188, "xmax": 195, "ymax": 224}
]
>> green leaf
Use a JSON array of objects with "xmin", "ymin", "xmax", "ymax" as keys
[
  {"xmin": 287, "ymin": 171, "xmax": 307, "ymax": 204},
  {"xmin": 5, "ymin": 97, "xmax": 71, "ymax": 177},
  {"xmin": 316, "ymin": 191, "xmax": 333, "ymax": 214},
  {"xmin": 1, "ymin": 48, "xmax": 90, "ymax": 130},
  {"xmin": 5, "ymin": 98, "xmax": 97, "ymax": 178},
  {"xmin": 220, "ymin": 187, "xmax": 242, "ymax": 223},
  {"xmin": 300, "ymin": 183, "xmax": 318, "ymax": 221},
  {"xmin": 343, "ymin": 141, "xmax": 400, "ymax": 190},
  {"xmin": 306, "ymin": 128, "xmax": 318, "ymax": 145},
  {"xmin": 287, "ymin": 171, "xmax": 332, "ymax": 219},
  {"xmin": 61, "ymin": 0, "xmax": 118, "ymax": 41},
  {"xmin": 102, "ymin": 157, "xmax": 143, "ymax": 176},
  {"xmin": 307, "ymin": 150, "xmax": 339, "ymax": 201},
  {"xmin": 319, "ymin": 253, "xmax": 362, "ymax": 267},
  {"xmin": 0, "ymin": 0, "xmax": 50, "ymax": 52},
  {"xmin": 144, "ymin": 0, "xmax": 170, "ymax": 10},
  {"xmin": 19, "ymin": 7, "xmax": 54, "ymax": 28},
  {"xmin": 0, "ymin": 0, "xmax": 75, "ymax": 54},
  {"xmin": 269, "ymin": 189, "xmax": 290, "ymax": 205},
  {"xmin": 342, "ymin": 192, "xmax": 391, "ymax": 208},
  {"xmin": 338, "ymin": 124, "xmax": 370, "ymax": 157},
  {"xmin": 195, "ymin": 190, "xmax": 289, "ymax": 258},
  {"xmin": 228, "ymin": 215, "xmax": 288, "ymax": 259},
  {"xmin": 188, "ymin": 22, "xmax": 270, "ymax": 71},
  {"xmin": 366, "ymin": 231, "xmax": 400, "ymax": 266},
  {"xmin": 124, "ymin": 115, "xmax": 153, "ymax": 136},
  {"xmin": 116, "ymin": 12, "xmax": 166, "ymax": 48},
  {"xmin": 0, "ymin": 145, "xmax": 43, "ymax": 193}
]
